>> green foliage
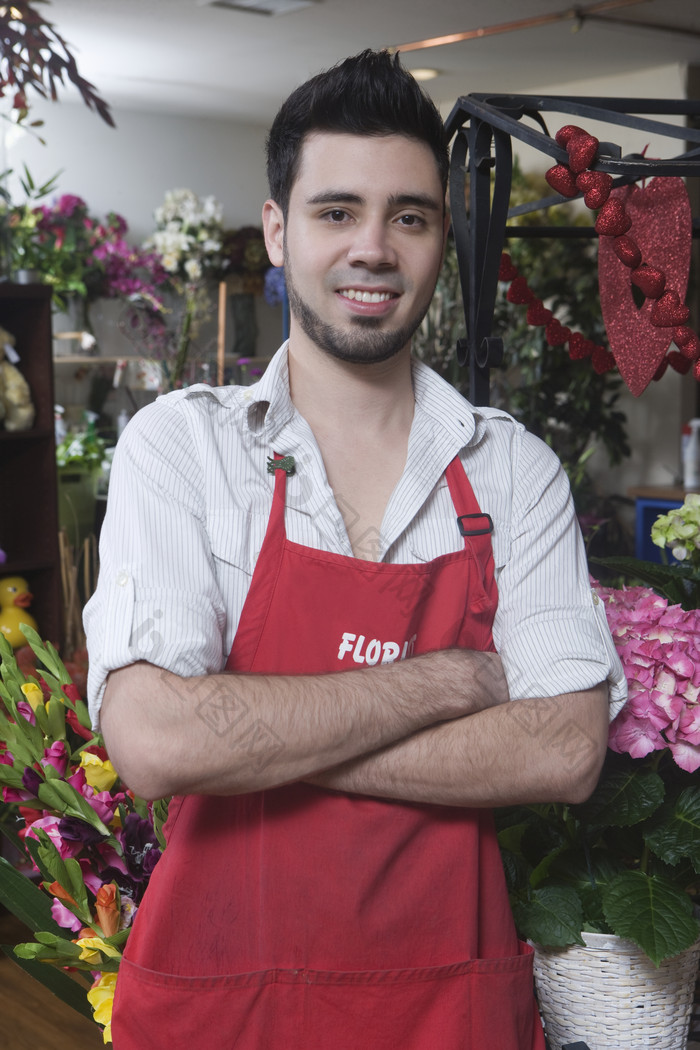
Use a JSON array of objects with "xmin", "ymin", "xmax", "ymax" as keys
[{"xmin": 497, "ymin": 750, "xmax": 700, "ymax": 966}]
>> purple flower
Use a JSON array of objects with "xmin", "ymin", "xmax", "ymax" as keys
[
  {"xmin": 57, "ymin": 816, "xmax": 105, "ymax": 847},
  {"xmin": 26, "ymin": 816, "xmax": 81, "ymax": 860},
  {"xmin": 264, "ymin": 265, "xmax": 286, "ymax": 306},
  {"xmin": 57, "ymin": 194, "xmax": 86, "ymax": 218},
  {"xmin": 21, "ymin": 767, "xmax": 42, "ymax": 796},
  {"xmin": 121, "ymin": 812, "xmax": 162, "ymax": 881}
]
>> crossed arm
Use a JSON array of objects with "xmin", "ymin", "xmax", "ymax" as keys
[{"xmin": 100, "ymin": 651, "xmax": 608, "ymax": 807}]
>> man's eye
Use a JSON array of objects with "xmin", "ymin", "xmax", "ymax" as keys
[
  {"xmin": 326, "ymin": 209, "xmax": 348, "ymax": 222},
  {"xmin": 398, "ymin": 214, "xmax": 422, "ymax": 227}
]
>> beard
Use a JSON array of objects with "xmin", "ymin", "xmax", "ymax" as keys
[{"xmin": 283, "ymin": 251, "xmax": 436, "ymax": 366}]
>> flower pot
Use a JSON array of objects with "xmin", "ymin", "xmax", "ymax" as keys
[
  {"xmin": 532, "ymin": 932, "xmax": 700, "ymax": 1050},
  {"xmin": 13, "ymin": 268, "xmax": 42, "ymax": 284},
  {"xmin": 58, "ymin": 466, "xmax": 100, "ymax": 548}
]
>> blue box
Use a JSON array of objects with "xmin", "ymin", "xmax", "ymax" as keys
[{"xmin": 635, "ymin": 497, "xmax": 683, "ymax": 563}]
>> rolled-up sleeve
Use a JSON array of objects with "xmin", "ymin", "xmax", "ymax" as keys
[
  {"xmin": 84, "ymin": 397, "xmax": 227, "ymax": 729},
  {"xmin": 492, "ymin": 429, "xmax": 627, "ymax": 718}
]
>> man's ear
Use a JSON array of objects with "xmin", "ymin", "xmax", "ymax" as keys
[{"xmin": 262, "ymin": 199, "xmax": 285, "ymax": 268}]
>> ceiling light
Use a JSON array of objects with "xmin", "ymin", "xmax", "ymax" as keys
[
  {"xmin": 197, "ymin": 0, "xmax": 318, "ymax": 14},
  {"xmin": 410, "ymin": 68, "xmax": 440, "ymax": 82}
]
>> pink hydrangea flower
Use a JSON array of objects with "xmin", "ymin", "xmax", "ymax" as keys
[{"xmin": 594, "ymin": 580, "xmax": 700, "ymax": 772}]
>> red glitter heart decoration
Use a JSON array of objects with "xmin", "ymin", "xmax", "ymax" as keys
[
  {"xmin": 651, "ymin": 291, "xmax": 690, "ymax": 328},
  {"xmin": 674, "ymin": 326, "xmax": 693, "ymax": 347},
  {"xmin": 695, "ymin": 359, "xmax": 700, "ymax": 382},
  {"xmin": 678, "ymin": 332, "xmax": 700, "ymax": 360},
  {"xmin": 555, "ymin": 125, "xmax": 585, "ymax": 147},
  {"xmin": 545, "ymin": 320, "xmax": 571, "ymax": 346},
  {"xmin": 595, "ymin": 199, "xmax": 632, "ymax": 237},
  {"xmin": 613, "ymin": 235, "xmax": 642, "ymax": 269},
  {"xmin": 545, "ymin": 164, "xmax": 578, "ymax": 198},
  {"xmin": 598, "ymin": 178, "xmax": 692, "ymax": 395},
  {"xmin": 631, "ymin": 264, "xmax": 666, "ymax": 300},
  {"xmin": 499, "ymin": 253, "xmax": 519, "ymax": 281},
  {"xmin": 668, "ymin": 350, "xmax": 692, "ymax": 374},
  {"xmin": 569, "ymin": 333, "xmax": 594, "ymax": 360},
  {"xmin": 506, "ymin": 276, "xmax": 534, "ymax": 305},
  {"xmin": 567, "ymin": 132, "xmax": 599, "ymax": 174},
  {"xmin": 653, "ymin": 358, "xmax": 669, "ymax": 381},
  {"xmin": 575, "ymin": 170, "xmax": 613, "ymax": 209},
  {"xmin": 592, "ymin": 346, "xmax": 616, "ymax": 374},
  {"xmin": 526, "ymin": 300, "xmax": 553, "ymax": 326}
]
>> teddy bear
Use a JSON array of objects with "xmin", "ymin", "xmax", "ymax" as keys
[{"xmin": 0, "ymin": 323, "xmax": 35, "ymax": 431}]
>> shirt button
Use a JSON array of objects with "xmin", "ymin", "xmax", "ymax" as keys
[{"xmin": 116, "ymin": 571, "xmax": 129, "ymax": 587}]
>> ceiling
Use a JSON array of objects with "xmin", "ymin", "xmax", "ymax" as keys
[{"xmin": 45, "ymin": 0, "xmax": 700, "ymax": 125}]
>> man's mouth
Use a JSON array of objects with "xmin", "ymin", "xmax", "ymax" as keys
[{"xmin": 338, "ymin": 289, "xmax": 397, "ymax": 304}]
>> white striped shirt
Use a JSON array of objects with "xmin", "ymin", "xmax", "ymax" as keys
[{"xmin": 84, "ymin": 342, "xmax": 627, "ymax": 727}]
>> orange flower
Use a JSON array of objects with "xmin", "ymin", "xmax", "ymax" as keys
[
  {"xmin": 49, "ymin": 881, "xmax": 78, "ymax": 908},
  {"xmin": 95, "ymin": 883, "xmax": 120, "ymax": 938}
]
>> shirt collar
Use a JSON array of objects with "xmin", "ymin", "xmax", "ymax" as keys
[
  {"xmin": 181, "ymin": 341, "xmax": 515, "ymax": 449},
  {"xmin": 410, "ymin": 357, "xmax": 514, "ymax": 450}
]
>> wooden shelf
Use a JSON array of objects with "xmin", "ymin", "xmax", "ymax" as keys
[{"xmin": 0, "ymin": 284, "xmax": 62, "ymax": 648}]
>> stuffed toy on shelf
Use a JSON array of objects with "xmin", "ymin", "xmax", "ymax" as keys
[
  {"xmin": 0, "ymin": 575, "xmax": 39, "ymax": 648},
  {"xmin": 0, "ymin": 324, "xmax": 36, "ymax": 431}
]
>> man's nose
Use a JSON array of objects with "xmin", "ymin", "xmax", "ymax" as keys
[{"xmin": 346, "ymin": 219, "xmax": 397, "ymax": 269}]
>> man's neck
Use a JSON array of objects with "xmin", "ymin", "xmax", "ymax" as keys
[
  {"xmin": 287, "ymin": 338, "xmax": 415, "ymax": 441},
  {"xmin": 286, "ymin": 337, "xmax": 416, "ymax": 560}
]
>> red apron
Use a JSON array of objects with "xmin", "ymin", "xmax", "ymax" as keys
[{"xmin": 113, "ymin": 456, "xmax": 545, "ymax": 1049}]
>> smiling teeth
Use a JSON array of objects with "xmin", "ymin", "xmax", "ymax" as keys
[{"xmin": 342, "ymin": 290, "xmax": 393, "ymax": 303}]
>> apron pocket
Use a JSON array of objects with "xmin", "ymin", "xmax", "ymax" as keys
[{"xmin": 113, "ymin": 948, "xmax": 543, "ymax": 1050}]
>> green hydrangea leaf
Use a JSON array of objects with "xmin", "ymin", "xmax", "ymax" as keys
[
  {"xmin": 602, "ymin": 871, "xmax": 699, "ymax": 966},
  {"xmin": 577, "ymin": 768, "xmax": 665, "ymax": 827},
  {"xmin": 645, "ymin": 787, "xmax": 700, "ymax": 869},
  {"xmin": 512, "ymin": 886, "xmax": 585, "ymax": 948}
]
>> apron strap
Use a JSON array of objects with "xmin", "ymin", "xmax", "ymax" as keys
[{"xmin": 444, "ymin": 457, "xmax": 494, "ymax": 550}]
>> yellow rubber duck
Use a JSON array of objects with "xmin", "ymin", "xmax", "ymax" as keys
[{"xmin": 0, "ymin": 576, "xmax": 39, "ymax": 649}]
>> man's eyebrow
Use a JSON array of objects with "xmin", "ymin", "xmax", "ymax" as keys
[
  {"xmin": 305, "ymin": 191, "xmax": 364, "ymax": 206},
  {"xmin": 305, "ymin": 191, "xmax": 442, "ymax": 211},
  {"xmin": 388, "ymin": 193, "xmax": 442, "ymax": 211}
]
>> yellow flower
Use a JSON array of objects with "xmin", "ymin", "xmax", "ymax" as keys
[
  {"xmin": 88, "ymin": 971, "xmax": 118, "ymax": 1044},
  {"xmin": 75, "ymin": 936, "xmax": 121, "ymax": 965},
  {"xmin": 79, "ymin": 751, "xmax": 118, "ymax": 792},
  {"xmin": 20, "ymin": 682, "xmax": 44, "ymax": 711}
]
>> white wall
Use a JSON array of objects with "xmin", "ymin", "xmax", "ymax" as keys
[{"xmin": 4, "ymin": 99, "xmax": 271, "ymax": 242}]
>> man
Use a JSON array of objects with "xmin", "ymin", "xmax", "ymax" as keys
[{"xmin": 85, "ymin": 49, "xmax": 626, "ymax": 1049}]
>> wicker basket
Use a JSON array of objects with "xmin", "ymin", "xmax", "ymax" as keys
[{"xmin": 532, "ymin": 931, "xmax": 700, "ymax": 1050}]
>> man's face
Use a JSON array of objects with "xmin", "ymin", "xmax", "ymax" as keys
[{"xmin": 263, "ymin": 132, "xmax": 447, "ymax": 366}]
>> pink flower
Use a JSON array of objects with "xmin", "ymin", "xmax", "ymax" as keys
[
  {"xmin": 669, "ymin": 738, "xmax": 700, "ymax": 773},
  {"xmin": 608, "ymin": 712, "xmax": 665, "ymax": 758},
  {"xmin": 593, "ymin": 580, "xmax": 700, "ymax": 771},
  {"xmin": 41, "ymin": 740, "xmax": 68, "ymax": 777},
  {"xmin": 51, "ymin": 897, "xmax": 83, "ymax": 933},
  {"xmin": 16, "ymin": 701, "xmax": 36, "ymax": 725},
  {"xmin": 25, "ymin": 815, "xmax": 81, "ymax": 860}
]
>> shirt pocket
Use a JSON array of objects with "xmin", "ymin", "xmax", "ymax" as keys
[{"xmin": 208, "ymin": 508, "xmax": 267, "ymax": 579}]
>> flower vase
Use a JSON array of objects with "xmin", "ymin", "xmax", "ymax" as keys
[
  {"xmin": 532, "ymin": 931, "xmax": 700, "ymax": 1050},
  {"xmin": 58, "ymin": 466, "xmax": 101, "ymax": 548}
]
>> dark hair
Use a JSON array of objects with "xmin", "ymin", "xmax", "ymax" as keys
[{"xmin": 266, "ymin": 49, "xmax": 449, "ymax": 216}]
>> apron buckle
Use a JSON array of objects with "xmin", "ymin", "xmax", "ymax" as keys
[{"xmin": 457, "ymin": 512, "xmax": 493, "ymax": 537}]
